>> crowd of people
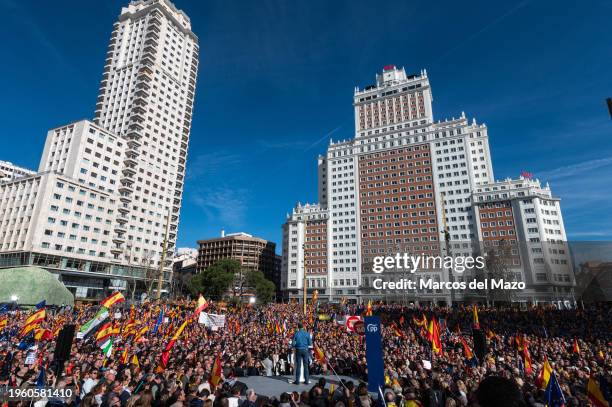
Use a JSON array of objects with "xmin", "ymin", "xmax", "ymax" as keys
[{"xmin": 0, "ymin": 299, "xmax": 610, "ymax": 407}]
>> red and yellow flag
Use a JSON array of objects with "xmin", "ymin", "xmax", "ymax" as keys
[
  {"xmin": 472, "ymin": 305, "xmax": 480, "ymax": 329},
  {"xmin": 365, "ymin": 300, "xmax": 373, "ymax": 317},
  {"xmin": 572, "ymin": 338, "xmax": 580, "ymax": 354},
  {"xmin": 101, "ymin": 291, "xmax": 125, "ymax": 309},
  {"xmin": 134, "ymin": 326, "xmax": 148, "ymax": 342},
  {"xmin": 0, "ymin": 317, "xmax": 7, "ymax": 332},
  {"xmin": 120, "ymin": 348, "xmax": 129, "ymax": 365},
  {"xmin": 314, "ymin": 345, "xmax": 326, "ymax": 364},
  {"xmin": 20, "ymin": 308, "xmax": 46, "ymax": 336},
  {"xmin": 160, "ymin": 320, "xmax": 189, "ymax": 369},
  {"xmin": 413, "ymin": 314, "xmax": 427, "ymax": 327},
  {"xmin": 427, "ymin": 317, "xmax": 442, "ymax": 354},
  {"xmin": 193, "ymin": 294, "xmax": 208, "ymax": 317},
  {"xmin": 34, "ymin": 328, "xmax": 53, "ymax": 341},
  {"xmin": 95, "ymin": 322, "xmax": 115, "ymax": 343},
  {"xmin": 131, "ymin": 354, "xmax": 140, "ymax": 368},
  {"xmin": 535, "ymin": 357, "xmax": 552, "ymax": 389},
  {"xmin": 392, "ymin": 325, "xmax": 405, "ymax": 338},
  {"xmin": 459, "ymin": 336, "xmax": 474, "ymax": 360},
  {"xmin": 523, "ymin": 336, "xmax": 532, "ymax": 375},
  {"xmin": 123, "ymin": 319, "xmax": 136, "ymax": 338},
  {"xmin": 209, "ymin": 355, "xmax": 222, "ymax": 387},
  {"xmin": 587, "ymin": 375, "xmax": 610, "ymax": 407}
]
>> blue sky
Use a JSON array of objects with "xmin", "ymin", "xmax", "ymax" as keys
[{"xmin": 1, "ymin": 0, "xmax": 611, "ymax": 252}]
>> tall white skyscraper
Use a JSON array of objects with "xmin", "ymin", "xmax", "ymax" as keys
[
  {"xmin": 0, "ymin": 0, "xmax": 199, "ymax": 299},
  {"xmin": 93, "ymin": 0, "xmax": 198, "ymax": 270}
]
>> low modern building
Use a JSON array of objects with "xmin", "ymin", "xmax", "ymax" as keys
[
  {"xmin": 172, "ymin": 247, "xmax": 198, "ymax": 297},
  {"xmin": 196, "ymin": 232, "xmax": 277, "ymax": 277}
]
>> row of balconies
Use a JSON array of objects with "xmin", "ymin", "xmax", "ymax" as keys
[
  {"xmin": 112, "ymin": 234, "xmax": 125, "ymax": 244},
  {"xmin": 118, "ymin": 182, "xmax": 134, "ymax": 194},
  {"xmin": 145, "ymin": 30, "xmax": 159, "ymax": 41},
  {"xmin": 127, "ymin": 137, "xmax": 142, "ymax": 148},
  {"xmin": 144, "ymin": 37, "xmax": 158, "ymax": 47},
  {"xmin": 148, "ymin": 22, "xmax": 161, "ymax": 34}
]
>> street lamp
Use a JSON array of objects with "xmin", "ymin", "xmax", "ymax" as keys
[{"xmin": 249, "ymin": 296, "xmax": 256, "ymax": 305}]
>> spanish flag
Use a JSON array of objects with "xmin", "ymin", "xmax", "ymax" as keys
[
  {"xmin": 20, "ymin": 308, "xmax": 46, "ymax": 337},
  {"xmin": 0, "ymin": 316, "xmax": 7, "ymax": 332},
  {"xmin": 572, "ymin": 338, "xmax": 580, "ymax": 354},
  {"xmin": 193, "ymin": 294, "xmax": 208, "ymax": 317},
  {"xmin": 95, "ymin": 322, "xmax": 115, "ymax": 343},
  {"xmin": 486, "ymin": 329, "xmax": 496, "ymax": 340},
  {"xmin": 34, "ymin": 328, "xmax": 53, "ymax": 341},
  {"xmin": 427, "ymin": 317, "xmax": 442, "ymax": 354},
  {"xmin": 131, "ymin": 354, "xmax": 140, "ymax": 368},
  {"xmin": 587, "ymin": 375, "xmax": 610, "ymax": 407},
  {"xmin": 314, "ymin": 345, "xmax": 326, "ymax": 364},
  {"xmin": 24, "ymin": 308, "xmax": 46, "ymax": 326},
  {"xmin": 134, "ymin": 326, "xmax": 148, "ymax": 342},
  {"xmin": 120, "ymin": 348, "xmax": 129, "ymax": 365},
  {"xmin": 459, "ymin": 336, "xmax": 474, "ymax": 360},
  {"xmin": 209, "ymin": 355, "xmax": 222, "ymax": 387},
  {"xmin": 123, "ymin": 319, "xmax": 136, "ymax": 338},
  {"xmin": 413, "ymin": 314, "xmax": 427, "ymax": 327},
  {"xmin": 160, "ymin": 319, "xmax": 189, "ymax": 369},
  {"xmin": 365, "ymin": 300, "xmax": 373, "ymax": 316},
  {"xmin": 101, "ymin": 291, "xmax": 125, "ymax": 309},
  {"xmin": 472, "ymin": 305, "xmax": 480, "ymax": 329},
  {"xmin": 392, "ymin": 325, "xmax": 405, "ymax": 338},
  {"xmin": 536, "ymin": 357, "xmax": 552, "ymax": 390},
  {"xmin": 523, "ymin": 337, "xmax": 533, "ymax": 375}
]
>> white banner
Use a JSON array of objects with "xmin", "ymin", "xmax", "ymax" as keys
[{"xmin": 198, "ymin": 312, "xmax": 226, "ymax": 330}]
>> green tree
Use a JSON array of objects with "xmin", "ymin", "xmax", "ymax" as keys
[
  {"xmin": 188, "ymin": 259, "xmax": 239, "ymax": 300},
  {"xmin": 246, "ymin": 270, "xmax": 276, "ymax": 303}
]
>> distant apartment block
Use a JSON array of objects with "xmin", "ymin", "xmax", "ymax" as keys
[
  {"xmin": 197, "ymin": 232, "xmax": 277, "ymax": 279},
  {"xmin": 0, "ymin": 160, "xmax": 35, "ymax": 182}
]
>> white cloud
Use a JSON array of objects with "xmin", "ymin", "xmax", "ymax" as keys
[
  {"xmin": 538, "ymin": 157, "xmax": 612, "ymax": 180},
  {"xmin": 191, "ymin": 187, "xmax": 249, "ymax": 229}
]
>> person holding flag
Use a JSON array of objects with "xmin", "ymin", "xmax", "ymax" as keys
[
  {"xmin": 472, "ymin": 304, "xmax": 480, "ymax": 330},
  {"xmin": 365, "ymin": 300, "xmax": 373, "ymax": 317},
  {"xmin": 427, "ymin": 317, "xmax": 442, "ymax": 355},
  {"xmin": 536, "ymin": 357, "xmax": 553, "ymax": 390},
  {"xmin": 544, "ymin": 371, "xmax": 566, "ymax": 406},
  {"xmin": 587, "ymin": 375, "xmax": 611, "ymax": 407}
]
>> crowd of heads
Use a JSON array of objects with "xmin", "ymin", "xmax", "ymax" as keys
[{"xmin": 0, "ymin": 300, "xmax": 610, "ymax": 407}]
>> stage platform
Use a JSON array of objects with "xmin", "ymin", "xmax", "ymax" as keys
[{"xmin": 237, "ymin": 374, "xmax": 361, "ymax": 398}]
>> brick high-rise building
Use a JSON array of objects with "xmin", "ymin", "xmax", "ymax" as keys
[{"xmin": 282, "ymin": 65, "xmax": 574, "ymax": 305}]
